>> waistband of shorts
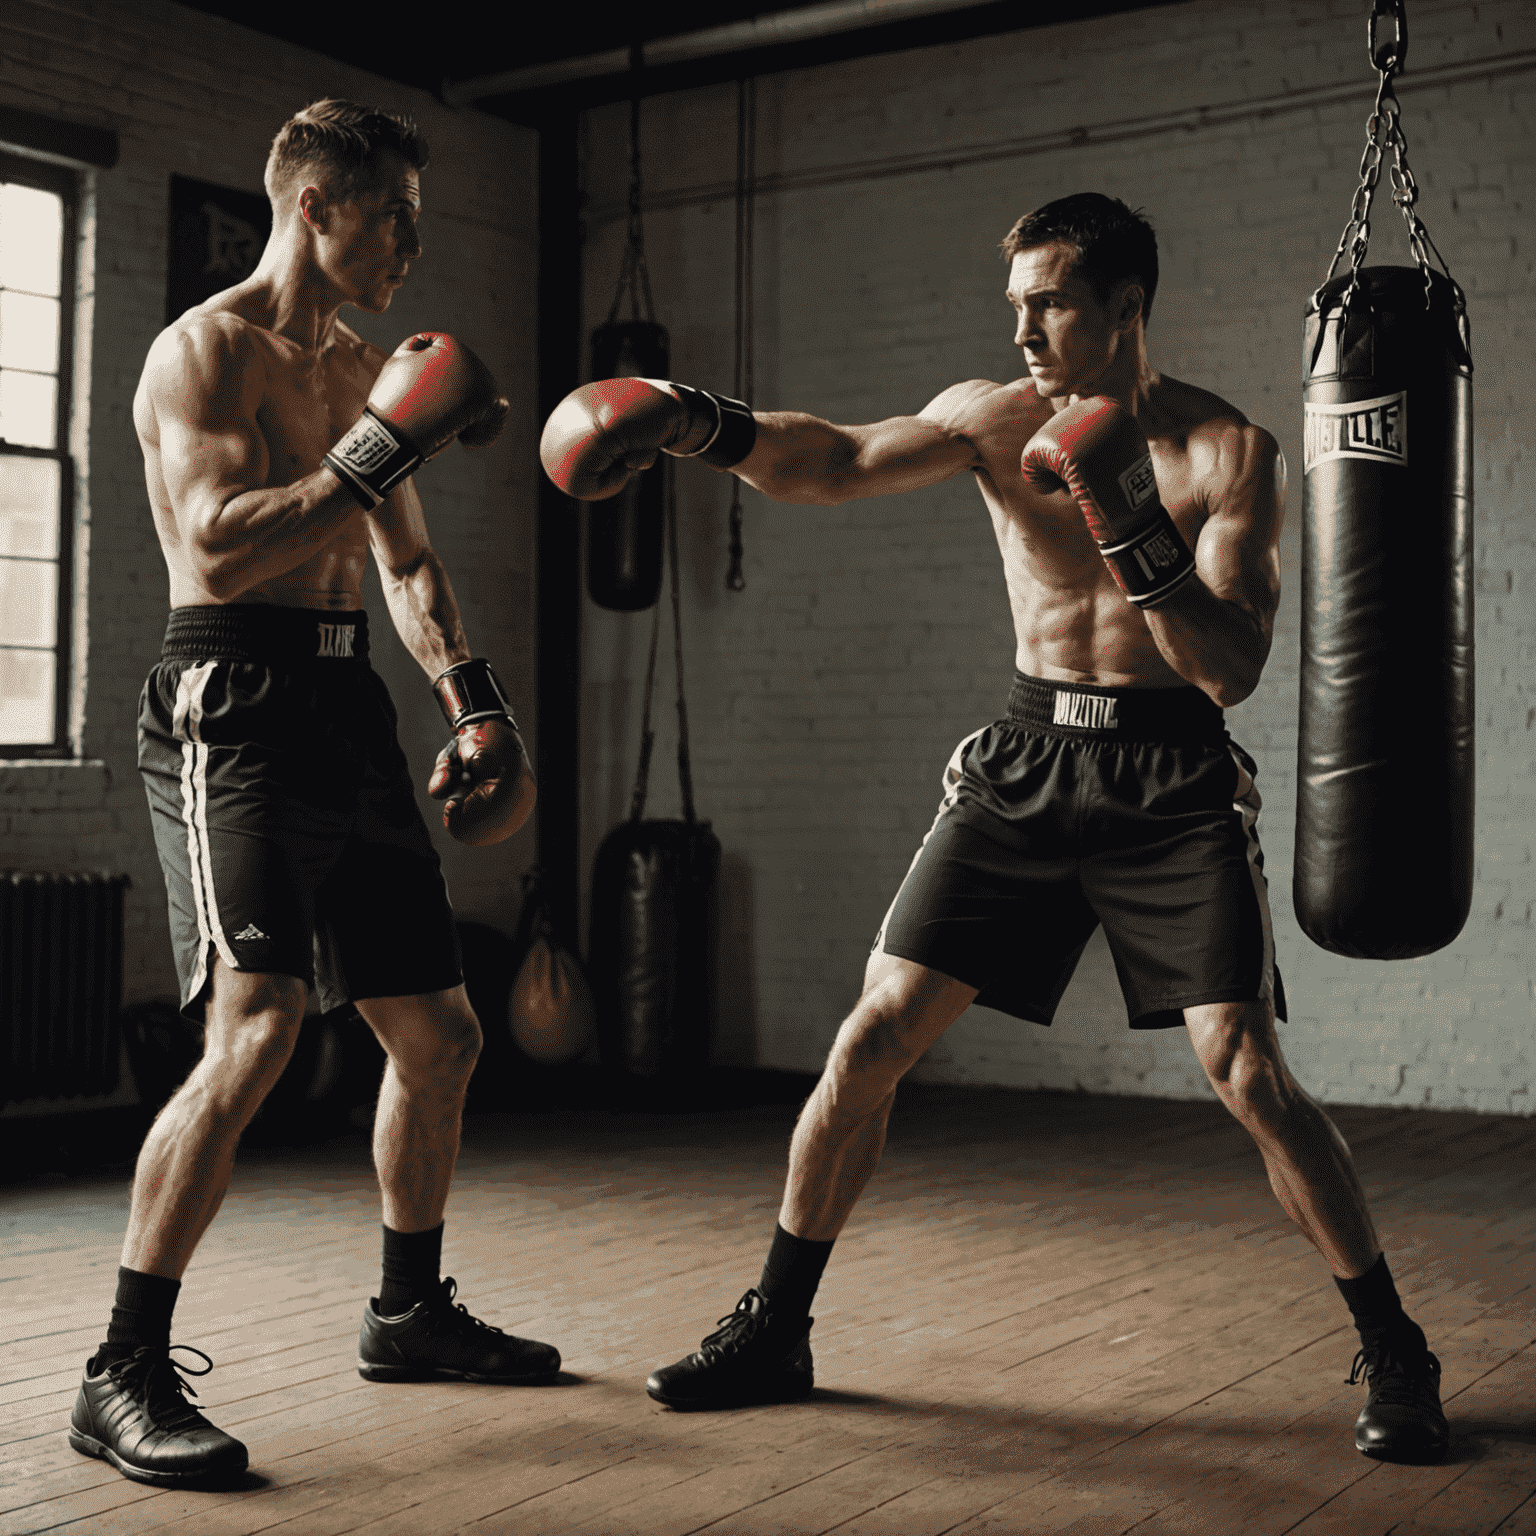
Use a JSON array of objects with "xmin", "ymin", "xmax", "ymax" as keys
[
  {"xmin": 1005, "ymin": 671, "xmax": 1225, "ymax": 744},
  {"xmin": 159, "ymin": 605, "xmax": 371, "ymax": 664}
]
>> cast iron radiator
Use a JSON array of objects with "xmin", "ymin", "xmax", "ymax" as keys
[{"xmin": 2, "ymin": 871, "xmax": 129, "ymax": 1103}]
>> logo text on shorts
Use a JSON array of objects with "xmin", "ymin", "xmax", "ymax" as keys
[
  {"xmin": 316, "ymin": 623, "xmax": 355, "ymax": 658},
  {"xmin": 333, "ymin": 415, "xmax": 402, "ymax": 475},
  {"xmin": 1118, "ymin": 453, "xmax": 1159, "ymax": 512},
  {"xmin": 1304, "ymin": 391, "xmax": 1407, "ymax": 472},
  {"xmin": 1053, "ymin": 692, "xmax": 1120, "ymax": 730}
]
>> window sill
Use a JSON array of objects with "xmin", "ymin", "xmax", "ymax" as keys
[{"xmin": 0, "ymin": 757, "xmax": 108, "ymax": 772}]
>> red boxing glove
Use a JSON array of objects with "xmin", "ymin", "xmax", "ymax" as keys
[
  {"xmin": 1021, "ymin": 396, "xmax": 1197, "ymax": 609},
  {"xmin": 539, "ymin": 377, "xmax": 756, "ymax": 501},
  {"xmin": 428, "ymin": 720, "xmax": 535, "ymax": 846},
  {"xmin": 326, "ymin": 333, "xmax": 510, "ymax": 509},
  {"xmin": 427, "ymin": 660, "xmax": 534, "ymax": 845}
]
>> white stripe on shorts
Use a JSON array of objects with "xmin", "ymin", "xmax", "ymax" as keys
[
  {"xmin": 173, "ymin": 661, "xmax": 238, "ymax": 995},
  {"xmin": 1227, "ymin": 744, "xmax": 1276, "ymax": 1006}
]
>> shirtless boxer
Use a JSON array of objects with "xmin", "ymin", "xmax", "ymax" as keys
[
  {"xmin": 69, "ymin": 100, "xmax": 556, "ymax": 1488},
  {"xmin": 541, "ymin": 194, "xmax": 1448, "ymax": 1462}
]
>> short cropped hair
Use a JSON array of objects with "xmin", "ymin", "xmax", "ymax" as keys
[
  {"xmin": 264, "ymin": 99, "xmax": 429, "ymax": 211},
  {"xmin": 1001, "ymin": 193, "xmax": 1159, "ymax": 326}
]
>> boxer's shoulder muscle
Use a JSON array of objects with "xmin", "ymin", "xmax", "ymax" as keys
[
  {"xmin": 921, "ymin": 377, "xmax": 1047, "ymax": 437},
  {"xmin": 136, "ymin": 310, "xmax": 267, "ymax": 448},
  {"xmin": 1147, "ymin": 375, "xmax": 1283, "ymax": 523},
  {"xmin": 934, "ymin": 377, "xmax": 1052, "ymax": 488}
]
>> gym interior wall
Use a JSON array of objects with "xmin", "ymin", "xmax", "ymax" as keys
[{"xmin": 574, "ymin": 0, "xmax": 1536, "ymax": 1114}]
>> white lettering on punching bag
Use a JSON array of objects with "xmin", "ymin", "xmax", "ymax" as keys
[{"xmin": 1303, "ymin": 391, "xmax": 1408, "ymax": 472}]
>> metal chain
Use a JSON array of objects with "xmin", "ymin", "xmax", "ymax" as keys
[
  {"xmin": 1317, "ymin": 0, "xmax": 1467, "ymax": 340},
  {"xmin": 607, "ymin": 50, "xmax": 656, "ymax": 327}
]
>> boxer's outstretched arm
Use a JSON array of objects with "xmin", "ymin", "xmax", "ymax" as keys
[
  {"xmin": 542, "ymin": 376, "xmax": 987, "ymax": 506},
  {"xmin": 141, "ymin": 317, "xmax": 365, "ymax": 600},
  {"xmin": 1144, "ymin": 422, "xmax": 1284, "ymax": 707},
  {"xmin": 734, "ymin": 383, "xmax": 990, "ymax": 505}
]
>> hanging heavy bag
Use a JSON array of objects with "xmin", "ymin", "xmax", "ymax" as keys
[
  {"xmin": 1295, "ymin": 6, "xmax": 1474, "ymax": 959},
  {"xmin": 588, "ymin": 319, "xmax": 669, "ymax": 611},
  {"xmin": 588, "ymin": 466, "xmax": 721, "ymax": 1082},
  {"xmin": 508, "ymin": 869, "xmax": 597, "ymax": 1065}
]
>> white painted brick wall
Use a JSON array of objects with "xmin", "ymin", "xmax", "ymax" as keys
[
  {"xmin": 578, "ymin": 0, "xmax": 1536, "ymax": 1112},
  {"xmin": 0, "ymin": 2, "xmax": 541, "ymax": 1018}
]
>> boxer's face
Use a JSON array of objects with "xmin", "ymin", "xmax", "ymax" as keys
[
  {"xmin": 309, "ymin": 150, "xmax": 422, "ymax": 314},
  {"xmin": 1007, "ymin": 242, "xmax": 1135, "ymax": 400}
]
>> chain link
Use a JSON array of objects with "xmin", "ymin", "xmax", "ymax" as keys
[
  {"xmin": 606, "ymin": 54, "xmax": 656, "ymax": 327},
  {"xmin": 1316, "ymin": 0, "xmax": 1466, "ymax": 347}
]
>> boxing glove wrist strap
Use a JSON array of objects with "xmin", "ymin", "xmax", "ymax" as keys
[
  {"xmin": 433, "ymin": 658, "xmax": 518, "ymax": 732},
  {"xmin": 324, "ymin": 408, "xmax": 424, "ymax": 510},
  {"xmin": 1097, "ymin": 507, "xmax": 1199, "ymax": 609},
  {"xmin": 665, "ymin": 382, "xmax": 758, "ymax": 469}
]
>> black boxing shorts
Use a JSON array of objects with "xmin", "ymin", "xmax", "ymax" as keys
[
  {"xmin": 873, "ymin": 672, "xmax": 1286, "ymax": 1029},
  {"xmin": 137, "ymin": 605, "xmax": 463, "ymax": 1021}
]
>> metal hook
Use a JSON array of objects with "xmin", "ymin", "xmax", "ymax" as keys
[{"xmin": 1368, "ymin": 0, "xmax": 1407, "ymax": 75}]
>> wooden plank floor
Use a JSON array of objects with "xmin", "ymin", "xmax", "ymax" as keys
[{"xmin": 2, "ymin": 1086, "xmax": 1533, "ymax": 1535}]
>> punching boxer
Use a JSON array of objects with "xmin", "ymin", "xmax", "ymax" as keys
[
  {"xmin": 542, "ymin": 194, "xmax": 1448, "ymax": 1462},
  {"xmin": 69, "ymin": 101, "xmax": 556, "ymax": 1489}
]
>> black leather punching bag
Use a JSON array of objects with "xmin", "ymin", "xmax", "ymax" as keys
[
  {"xmin": 1295, "ymin": 265, "xmax": 1473, "ymax": 958},
  {"xmin": 587, "ymin": 320, "xmax": 668, "ymax": 611},
  {"xmin": 588, "ymin": 819, "xmax": 720, "ymax": 1083}
]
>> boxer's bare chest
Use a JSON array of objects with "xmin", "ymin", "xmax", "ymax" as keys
[
  {"xmin": 961, "ymin": 379, "xmax": 1213, "ymax": 684},
  {"xmin": 971, "ymin": 383, "xmax": 1207, "ymax": 589},
  {"xmin": 253, "ymin": 331, "xmax": 376, "ymax": 486}
]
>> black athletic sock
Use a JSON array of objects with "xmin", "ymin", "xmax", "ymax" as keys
[
  {"xmin": 378, "ymin": 1222, "xmax": 444, "ymax": 1316},
  {"xmin": 1334, "ymin": 1251, "xmax": 1428, "ymax": 1355},
  {"xmin": 758, "ymin": 1223, "xmax": 835, "ymax": 1326},
  {"xmin": 95, "ymin": 1266, "xmax": 182, "ymax": 1370}
]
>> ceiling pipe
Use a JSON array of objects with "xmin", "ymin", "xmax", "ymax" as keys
[{"xmin": 443, "ymin": 0, "xmax": 1004, "ymax": 104}]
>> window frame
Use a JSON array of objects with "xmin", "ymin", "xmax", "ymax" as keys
[{"xmin": 0, "ymin": 149, "xmax": 79, "ymax": 759}]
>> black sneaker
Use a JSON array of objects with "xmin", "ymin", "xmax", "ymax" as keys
[
  {"xmin": 1348, "ymin": 1342, "xmax": 1450, "ymax": 1463},
  {"xmin": 358, "ymin": 1277, "xmax": 560, "ymax": 1384},
  {"xmin": 646, "ymin": 1288, "xmax": 814, "ymax": 1409},
  {"xmin": 68, "ymin": 1345, "xmax": 249, "ymax": 1487}
]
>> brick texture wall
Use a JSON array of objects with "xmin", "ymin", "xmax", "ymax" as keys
[
  {"xmin": 576, "ymin": 0, "xmax": 1535, "ymax": 1113},
  {"xmin": 0, "ymin": 4, "xmax": 540, "ymax": 1032}
]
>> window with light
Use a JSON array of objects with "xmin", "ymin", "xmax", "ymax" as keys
[{"xmin": 0, "ymin": 154, "xmax": 76, "ymax": 755}]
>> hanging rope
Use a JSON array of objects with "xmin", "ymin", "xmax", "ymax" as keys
[
  {"xmin": 725, "ymin": 76, "xmax": 757, "ymax": 593},
  {"xmin": 1316, "ymin": 0, "xmax": 1468, "ymax": 352},
  {"xmin": 608, "ymin": 45, "xmax": 657, "ymax": 329},
  {"xmin": 628, "ymin": 461, "xmax": 698, "ymax": 826},
  {"xmin": 627, "ymin": 581, "xmax": 661, "ymax": 824},
  {"xmin": 668, "ymin": 464, "xmax": 697, "ymax": 824}
]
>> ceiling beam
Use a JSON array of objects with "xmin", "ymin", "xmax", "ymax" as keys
[{"xmin": 444, "ymin": 0, "xmax": 1005, "ymax": 104}]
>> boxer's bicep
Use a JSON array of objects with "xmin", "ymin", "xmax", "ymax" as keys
[
  {"xmin": 841, "ymin": 409, "xmax": 981, "ymax": 494},
  {"xmin": 1195, "ymin": 424, "xmax": 1284, "ymax": 635},
  {"xmin": 147, "ymin": 322, "xmax": 269, "ymax": 536}
]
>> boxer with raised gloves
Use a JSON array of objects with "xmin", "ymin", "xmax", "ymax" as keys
[
  {"xmin": 540, "ymin": 377, "xmax": 757, "ymax": 500},
  {"xmin": 427, "ymin": 659, "xmax": 534, "ymax": 846},
  {"xmin": 326, "ymin": 332, "xmax": 510, "ymax": 509},
  {"xmin": 1021, "ymin": 395, "xmax": 1198, "ymax": 609},
  {"xmin": 87, "ymin": 101, "xmax": 562, "ymax": 1494}
]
